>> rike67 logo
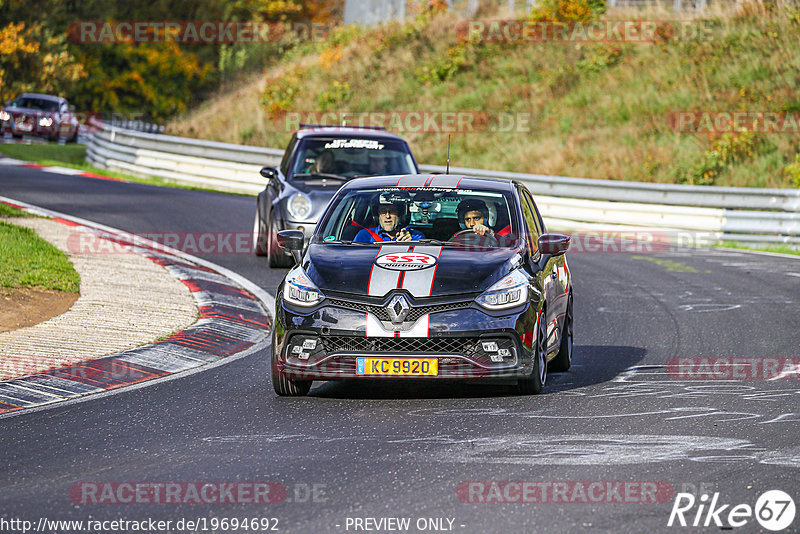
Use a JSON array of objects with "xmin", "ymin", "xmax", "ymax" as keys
[{"xmin": 668, "ymin": 490, "xmax": 795, "ymax": 531}]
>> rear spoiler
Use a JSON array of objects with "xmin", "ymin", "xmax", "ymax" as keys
[{"xmin": 299, "ymin": 123, "xmax": 387, "ymax": 131}]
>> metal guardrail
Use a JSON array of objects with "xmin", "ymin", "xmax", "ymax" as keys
[{"xmin": 86, "ymin": 120, "xmax": 800, "ymax": 247}]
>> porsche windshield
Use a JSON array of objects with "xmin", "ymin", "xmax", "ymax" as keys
[
  {"xmin": 291, "ymin": 138, "xmax": 416, "ymax": 179},
  {"xmin": 314, "ymin": 186, "xmax": 519, "ymax": 248}
]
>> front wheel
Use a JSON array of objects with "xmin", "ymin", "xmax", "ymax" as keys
[
  {"xmin": 271, "ymin": 334, "xmax": 312, "ymax": 396},
  {"xmin": 549, "ymin": 294, "xmax": 573, "ymax": 372},
  {"xmin": 253, "ymin": 209, "xmax": 268, "ymax": 256},
  {"xmin": 516, "ymin": 311, "xmax": 547, "ymax": 394},
  {"xmin": 267, "ymin": 211, "xmax": 293, "ymax": 268}
]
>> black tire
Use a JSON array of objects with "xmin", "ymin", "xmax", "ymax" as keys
[
  {"xmin": 271, "ymin": 333, "xmax": 312, "ymax": 396},
  {"xmin": 549, "ymin": 294, "xmax": 573, "ymax": 372},
  {"xmin": 267, "ymin": 211, "xmax": 293, "ymax": 268},
  {"xmin": 517, "ymin": 311, "xmax": 547, "ymax": 394},
  {"xmin": 253, "ymin": 208, "xmax": 268, "ymax": 256},
  {"xmin": 67, "ymin": 127, "xmax": 79, "ymax": 143}
]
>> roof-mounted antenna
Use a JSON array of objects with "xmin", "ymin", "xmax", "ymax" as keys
[{"xmin": 446, "ymin": 134, "xmax": 451, "ymax": 174}]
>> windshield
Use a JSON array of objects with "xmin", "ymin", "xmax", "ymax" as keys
[
  {"xmin": 11, "ymin": 98, "xmax": 59, "ymax": 111},
  {"xmin": 314, "ymin": 186, "xmax": 519, "ymax": 249},
  {"xmin": 290, "ymin": 138, "xmax": 416, "ymax": 179}
]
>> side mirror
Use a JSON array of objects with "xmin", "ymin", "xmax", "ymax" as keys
[
  {"xmin": 538, "ymin": 233, "xmax": 570, "ymax": 256},
  {"xmin": 260, "ymin": 166, "xmax": 277, "ymax": 180},
  {"xmin": 277, "ymin": 229, "xmax": 305, "ymax": 264}
]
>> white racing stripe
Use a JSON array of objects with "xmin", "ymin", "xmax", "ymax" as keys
[
  {"xmin": 401, "ymin": 245, "xmax": 442, "ymax": 297},
  {"xmin": 365, "ymin": 245, "xmax": 443, "ymax": 338},
  {"xmin": 367, "ymin": 244, "xmax": 408, "ymax": 297}
]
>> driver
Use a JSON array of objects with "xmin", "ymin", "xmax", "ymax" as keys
[
  {"xmin": 457, "ymin": 198, "xmax": 494, "ymax": 237},
  {"xmin": 367, "ymin": 153, "xmax": 390, "ymax": 175},
  {"xmin": 312, "ymin": 150, "xmax": 335, "ymax": 173},
  {"xmin": 354, "ymin": 201, "xmax": 425, "ymax": 243}
]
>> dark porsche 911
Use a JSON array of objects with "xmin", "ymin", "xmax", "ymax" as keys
[
  {"xmin": 254, "ymin": 125, "xmax": 419, "ymax": 267},
  {"xmin": 271, "ymin": 174, "xmax": 572, "ymax": 396}
]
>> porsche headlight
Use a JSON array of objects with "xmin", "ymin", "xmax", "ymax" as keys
[
  {"xmin": 476, "ymin": 269, "xmax": 529, "ymax": 310},
  {"xmin": 287, "ymin": 193, "xmax": 312, "ymax": 220},
  {"xmin": 283, "ymin": 265, "xmax": 324, "ymax": 307},
  {"xmin": 0, "ymin": 111, "xmax": 10, "ymax": 121},
  {"xmin": 39, "ymin": 117, "xmax": 53, "ymax": 127}
]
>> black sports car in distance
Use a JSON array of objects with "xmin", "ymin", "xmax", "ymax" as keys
[
  {"xmin": 253, "ymin": 125, "xmax": 419, "ymax": 267},
  {"xmin": 271, "ymin": 174, "xmax": 573, "ymax": 396}
]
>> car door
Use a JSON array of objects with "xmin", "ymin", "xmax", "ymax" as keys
[{"xmin": 520, "ymin": 188, "xmax": 563, "ymax": 354}]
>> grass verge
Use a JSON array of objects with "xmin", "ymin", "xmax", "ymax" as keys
[
  {"xmin": 0, "ymin": 204, "xmax": 27, "ymax": 217},
  {"xmin": 0, "ymin": 220, "xmax": 81, "ymax": 292},
  {"xmin": 0, "ymin": 144, "xmax": 248, "ymax": 196},
  {"xmin": 168, "ymin": 2, "xmax": 800, "ymax": 188},
  {"xmin": 716, "ymin": 241, "xmax": 800, "ymax": 257}
]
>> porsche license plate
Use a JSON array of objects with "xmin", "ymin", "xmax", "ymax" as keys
[{"xmin": 356, "ymin": 358, "xmax": 438, "ymax": 376}]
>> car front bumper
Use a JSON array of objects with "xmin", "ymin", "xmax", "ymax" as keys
[{"xmin": 273, "ymin": 293, "xmax": 539, "ymax": 381}]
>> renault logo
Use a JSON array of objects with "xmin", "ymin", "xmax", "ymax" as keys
[{"xmin": 386, "ymin": 294, "xmax": 410, "ymax": 324}]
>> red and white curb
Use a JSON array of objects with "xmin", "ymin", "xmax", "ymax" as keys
[
  {"xmin": 0, "ymin": 196, "xmax": 275, "ymax": 418},
  {"xmin": 0, "ymin": 155, "xmax": 123, "ymax": 182}
]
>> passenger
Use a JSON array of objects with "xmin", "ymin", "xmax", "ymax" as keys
[
  {"xmin": 456, "ymin": 198, "xmax": 494, "ymax": 237},
  {"xmin": 354, "ymin": 202, "xmax": 425, "ymax": 243}
]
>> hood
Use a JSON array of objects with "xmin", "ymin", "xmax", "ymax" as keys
[
  {"xmin": 5, "ymin": 108, "xmax": 52, "ymax": 117},
  {"xmin": 305, "ymin": 243, "xmax": 520, "ymax": 298},
  {"xmin": 284, "ymin": 179, "xmax": 342, "ymax": 223}
]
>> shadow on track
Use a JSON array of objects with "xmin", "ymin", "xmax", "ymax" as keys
[{"xmin": 307, "ymin": 345, "xmax": 646, "ymax": 399}]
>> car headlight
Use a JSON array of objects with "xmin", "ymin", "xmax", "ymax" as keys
[
  {"xmin": 283, "ymin": 265, "xmax": 324, "ymax": 307},
  {"xmin": 476, "ymin": 269, "xmax": 529, "ymax": 310},
  {"xmin": 287, "ymin": 193, "xmax": 312, "ymax": 220},
  {"xmin": 0, "ymin": 110, "xmax": 9, "ymax": 121},
  {"xmin": 39, "ymin": 117, "xmax": 53, "ymax": 127}
]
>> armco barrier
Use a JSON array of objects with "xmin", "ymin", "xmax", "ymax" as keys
[{"xmin": 85, "ymin": 120, "xmax": 800, "ymax": 247}]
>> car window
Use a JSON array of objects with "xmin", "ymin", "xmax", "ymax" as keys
[
  {"xmin": 12, "ymin": 98, "xmax": 58, "ymax": 112},
  {"xmin": 314, "ymin": 186, "xmax": 518, "ymax": 248},
  {"xmin": 290, "ymin": 138, "xmax": 416, "ymax": 179},
  {"xmin": 280, "ymin": 136, "xmax": 297, "ymax": 177},
  {"xmin": 519, "ymin": 188, "xmax": 540, "ymax": 255}
]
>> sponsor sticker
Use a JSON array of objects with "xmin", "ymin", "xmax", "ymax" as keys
[{"xmin": 375, "ymin": 253, "xmax": 437, "ymax": 271}]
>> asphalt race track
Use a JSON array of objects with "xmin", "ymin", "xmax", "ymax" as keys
[{"xmin": 1, "ymin": 166, "xmax": 799, "ymax": 533}]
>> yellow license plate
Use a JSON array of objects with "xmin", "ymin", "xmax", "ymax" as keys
[{"xmin": 356, "ymin": 358, "xmax": 438, "ymax": 376}]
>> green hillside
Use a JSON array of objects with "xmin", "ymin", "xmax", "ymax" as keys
[{"xmin": 168, "ymin": 1, "xmax": 800, "ymax": 188}]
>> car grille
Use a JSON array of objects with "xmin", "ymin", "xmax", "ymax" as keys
[
  {"xmin": 324, "ymin": 298, "xmax": 472, "ymax": 323},
  {"xmin": 321, "ymin": 336, "xmax": 476, "ymax": 355}
]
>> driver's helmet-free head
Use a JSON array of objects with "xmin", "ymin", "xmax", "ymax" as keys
[
  {"xmin": 368, "ymin": 151, "xmax": 390, "ymax": 170},
  {"xmin": 314, "ymin": 150, "xmax": 335, "ymax": 173},
  {"xmin": 457, "ymin": 198, "xmax": 493, "ymax": 228},
  {"xmin": 372, "ymin": 195, "xmax": 409, "ymax": 227}
]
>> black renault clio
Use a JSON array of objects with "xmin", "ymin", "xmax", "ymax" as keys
[{"xmin": 271, "ymin": 174, "xmax": 572, "ymax": 396}]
